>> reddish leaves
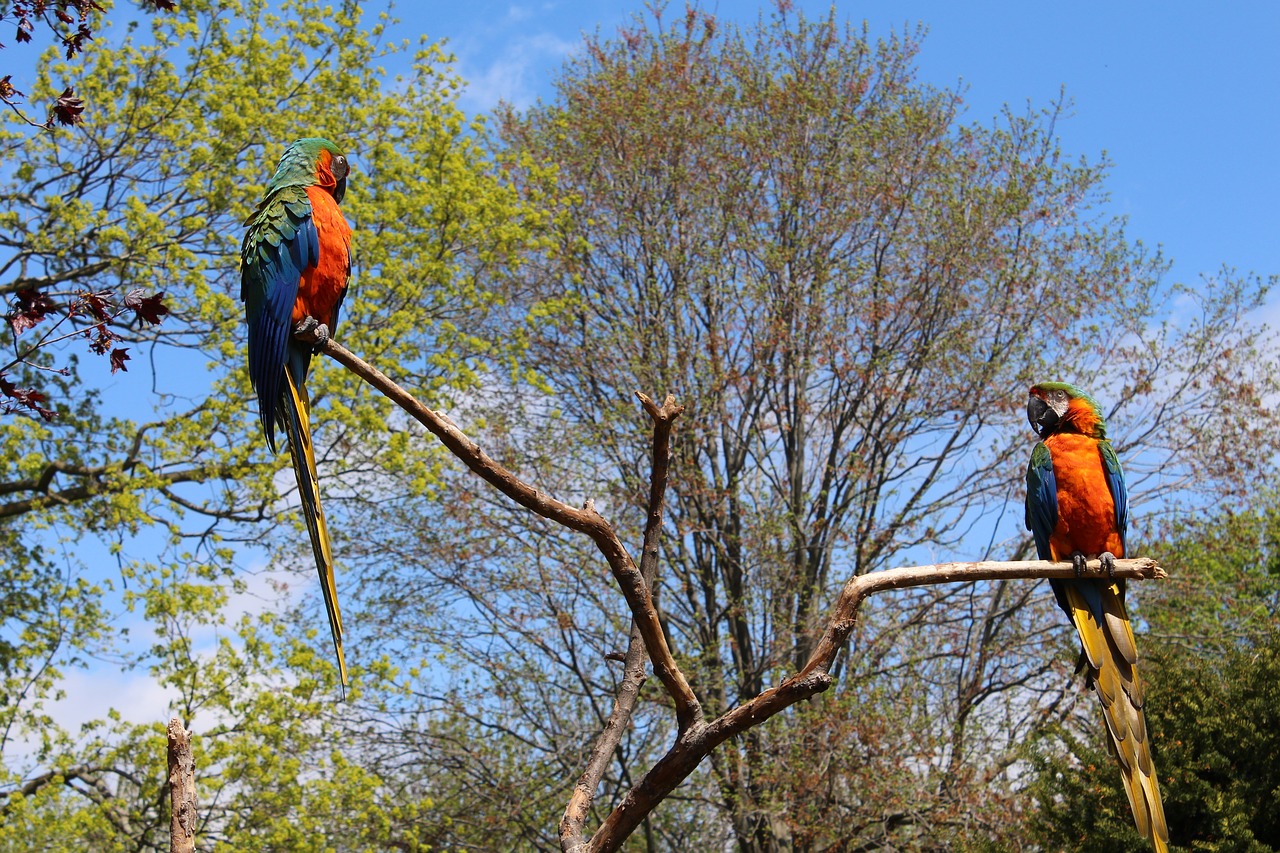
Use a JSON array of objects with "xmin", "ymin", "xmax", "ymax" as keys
[
  {"xmin": 2, "ymin": 286, "xmax": 170, "ymax": 413},
  {"xmin": 78, "ymin": 288, "xmax": 111, "ymax": 322},
  {"xmin": 9, "ymin": 1, "xmax": 104, "ymax": 58},
  {"xmin": 0, "ymin": 374, "xmax": 54, "ymax": 420},
  {"xmin": 7, "ymin": 286, "xmax": 169, "ymax": 337},
  {"xmin": 124, "ymin": 288, "xmax": 170, "ymax": 325},
  {"xmin": 52, "ymin": 86, "xmax": 83, "ymax": 125},
  {"xmin": 7, "ymin": 286, "xmax": 56, "ymax": 334},
  {"xmin": 2, "ymin": 0, "xmax": 177, "ymax": 128}
]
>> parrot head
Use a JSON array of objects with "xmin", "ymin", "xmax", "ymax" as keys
[
  {"xmin": 1027, "ymin": 381, "xmax": 1107, "ymax": 439},
  {"xmin": 264, "ymin": 137, "xmax": 350, "ymax": 202}
]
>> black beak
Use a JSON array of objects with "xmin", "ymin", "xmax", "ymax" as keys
[
  {"xmin": 333, "ymin": 174, "xmax": 347, "ymax": 204},
  {"xmin": 1027, "ymin": 394, "xmax": 1055, "ymax": 438}
]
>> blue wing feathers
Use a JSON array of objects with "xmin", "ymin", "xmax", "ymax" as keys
[
  {"xmin": 1025, "ymin": 441, "xmax": 1057, "ymax": 561},
  {"xmin": 241, "ymin": 187, "xmax": 318, "ymax": 451},
  {"xmin": 1027, "ymin": 437, "xmax": 1126, "ymax": 622},
  {"xmin": 1100, "ymin": 441, "xmax": 1128, "ymax": 554}
]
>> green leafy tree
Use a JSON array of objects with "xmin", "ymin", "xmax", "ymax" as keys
[
  {"xmin": 0, "ymin": 0, "xmax": 546, "ymax": 847},
  {"xmin": 1029, "ymin": 634, "xmax": 1280, "ymax": 851}
]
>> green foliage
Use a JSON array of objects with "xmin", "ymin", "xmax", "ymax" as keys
[
  {"xmin": 1028, "ymin": 497, "xmax": 1280, "ymax": 851},
  {"xmin": 1028, "ymin": 633, "xmax": 1280, "ymax": 851},
  {"xmin": 0, "ymin": 0, "xmax": 545, "ymax": 847},
  {"xmin": 1142, "ymin": 494, "xmax": 1280, "ymax": 652},
  {"xmin": 0, "ymin": 606, "xmax": 435, "ymax": 852}
]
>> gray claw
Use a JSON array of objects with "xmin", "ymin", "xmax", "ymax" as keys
[
  {"xmin": 294, "ymin": 317, "xmax": 330, "ymax": 352},
  {"xmin": 1070, "ymin": 551, "xmax": 1088, "ymax": 578},
  {"xmin": 1099, "ymin": 551, "xmax": 1117, "ymax": 580}
]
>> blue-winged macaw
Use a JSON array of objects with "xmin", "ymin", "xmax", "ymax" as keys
[
  {"xmin": 241, "ymin": 138, "xmax": 352, "ymax": 688},
  {"xmin": 1025, "ymin": 382, "xmax": 1167, "ymax": 850}
]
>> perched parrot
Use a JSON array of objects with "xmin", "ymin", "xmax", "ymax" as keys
[
  {"xmin": 241, "ymin": 138, "xmax": 353, "ymax": 688},
  {"xmin": 1025, "ymin": 382, "xmax": 1167, "ymax": 851}
]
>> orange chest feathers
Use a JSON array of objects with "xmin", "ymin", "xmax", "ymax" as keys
[
  {"xmin": 1044, "ymin": 432, "xmax": 1125, "ymax": 559},
  {"xmin": 292, "ymin": 186, "xmax": 352, "ymax": 327}
]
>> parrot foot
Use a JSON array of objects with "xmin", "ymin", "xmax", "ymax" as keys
[
  {"xmin": 1070, "ymin": 551, "xmax": 1088, "ymax": 577},
  {"xmin": 294, "ymin": 317, "xmax": 331, "ymax": 352},
  {"xmin": 1099, "ymin": 551, "xmax": 1117, "ymax": 579}
]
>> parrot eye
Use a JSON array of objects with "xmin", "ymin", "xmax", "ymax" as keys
[{"xmin": 332, "ymin": 154, "xmax": 349, "ymax": 180}]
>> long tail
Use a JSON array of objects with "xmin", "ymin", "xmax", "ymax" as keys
[
  {"xmin": 1062, "ymin": 580, "xmax": 1167, "ymax": 851},
  {"xmin": 282, "ymin": 368, "xmax": 348, "ymax": 690}
]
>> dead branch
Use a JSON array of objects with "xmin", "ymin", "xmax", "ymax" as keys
[
  {"xmin": 167, "ymin": 717, "xmax": 196, "ymax": 853},
  {"xmin": 321, "ymin": 339, "xmax": 702, "ymax": 729},
  {"xmin": 316, "ymin": 335, "xmax": 1166, "ymax": 853},
  {"xmin": 588, "ymin": 558, "xmax": 1163, "ymax": 849},
  {"xmin": 560, "ymin": 392, "xmax": 684, "ymax": 852}
]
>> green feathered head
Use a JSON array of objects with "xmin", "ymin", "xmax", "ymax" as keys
[
  {"xmin": 1027, "ymin": 381, "xmax": 1107, "ymax": 439},
  {"xmin": 265, "ymin": 137, "xmax": 350, "ymax": 202}
]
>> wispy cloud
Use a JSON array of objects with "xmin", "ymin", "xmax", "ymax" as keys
[{"xmin": 457, "ymin": 29, "xmax": 581, "ymax": 112}]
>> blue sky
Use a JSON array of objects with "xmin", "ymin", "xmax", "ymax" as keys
[{"xmin": 407, "ymin": 0, "xmax": 1280, "ymax": 296}]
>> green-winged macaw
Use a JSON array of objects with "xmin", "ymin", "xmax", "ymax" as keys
[
  {"xmin": 1025, "ymin": 382, "xmax": 1167, "ymax": 851},
  {"xmin": 241, "ymin": 138, "xmax": 352, "ymax": 688}
]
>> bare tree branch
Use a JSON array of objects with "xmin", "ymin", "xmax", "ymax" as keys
[
  {"xmin": 319, "ymin": 337, "xmax": 702, "ymax": 729},
  {"xmin": 561, "ymin": 392, "xmax": 683, "ymax": 852}
]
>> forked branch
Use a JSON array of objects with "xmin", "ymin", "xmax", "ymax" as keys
[{"xmin": 321, "ymin": 339, "xmax": 702, "ymax": 727}]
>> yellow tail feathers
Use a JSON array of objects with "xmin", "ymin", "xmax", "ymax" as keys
[
  {"xmin": 1063, "ymin": 583, "xmax": 1167, "ymax": 851},
  {"xmin": 283, "ymin": 369, "xmax": 348, "ymax": 690}
]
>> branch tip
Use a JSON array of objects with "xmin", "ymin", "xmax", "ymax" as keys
[{"xmin": 636, "ymin": 390, "xmax": 684, "ymax": 424}]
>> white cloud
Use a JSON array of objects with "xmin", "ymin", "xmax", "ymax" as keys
[{"xmin": 458, "ymin": 30, "xmax": 581, "ymax": 111}]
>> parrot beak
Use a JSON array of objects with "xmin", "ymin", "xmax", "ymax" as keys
[
  {"xmin": 1027, "ymin": 393, "xmax": 1056, "ymax": 438},
  {"xmin": 333, "ymin": 174, "xmax": 347, "ymax": 204}
]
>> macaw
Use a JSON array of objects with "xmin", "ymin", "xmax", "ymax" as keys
[
  {"xmin": 1025, "ymin": 382, "xmax": 1167, "ymax": 850},
  {"xmin": 241, "ymin": 138, "xmax": 353, "ymax": 688}
]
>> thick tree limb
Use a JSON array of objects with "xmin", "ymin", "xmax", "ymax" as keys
[
  {"xmin": 315, "ymin": 333, "xmax": 1166, "ymax": 853},
  {"xmin": 166, "ymin": 717, "xmax": 196, "ymax": 853},
  {"xmin": 0, "ymin": 410, "xmax": 233, "ymax": 520},
  {"xmin": 320, "ymin": 339, "xmax": 702, "ymax": 727}
]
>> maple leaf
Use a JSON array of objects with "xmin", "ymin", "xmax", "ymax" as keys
[
  {"xmin": 0, "ymin": 76, "xmax": 20, "ymax": 101},
  {"xmin": 124, "ymin": 289, "xmax": 170, "ymax": 325},
  {"xmin": 109, "ymin": 347, "xmax": 130, "ymax": 374},
  {"xmin": 52, "ymin": 87, "xmax": 84, "ymax": 126},
  {"xmin": 78, "ymin": 290, "xmax": 113, "ymax": 322},
  {"xmin": 88, "ymin": 324, "xmax": 115, "ymax": 355},
  {"xmin": 8, "ymin": 287, "xmax": 57, "ymax": 334},
  {"xmin": 0, "ymin": 374, "xmax": 56, "ymax": 421},
  {"xmin": 62, "ymin": 23, "xmax": 95, "ymax": 59}
]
